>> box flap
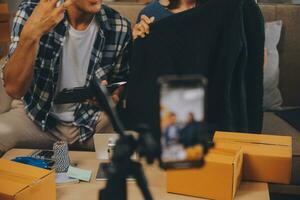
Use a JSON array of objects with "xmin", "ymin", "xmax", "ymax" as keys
[
  {"xmin": 232, "ymin": 148, "xmax": 243, "ymax": 198},
  {"xmin": 205, "ymin": 145, "xmax": 242, "ymax": 165},
  {"xmin": 214, "ymin": 141, "xmax": 242, "ymax": 151},
  {"xmin": 214, "ymin": 131, "xmax": 292, "ymax": 146},
  {"xmin": 240, "ymin": 143, "xmax": 291, "ymax": 158},
  {"xmin": 214, "ymin": 132, "xmax": 292, "ymax": 158},
  {"xmin": 0, "ymin": 170, "xmax": 34, "ymax": 196},
  {"xmin": 0, "ymin": 159, "xmax": 52, "ymax": 197}
]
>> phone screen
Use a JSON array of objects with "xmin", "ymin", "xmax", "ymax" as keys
[{"xmin": 159, "ymin": 75, "xmax": 207, "ymax": 169}]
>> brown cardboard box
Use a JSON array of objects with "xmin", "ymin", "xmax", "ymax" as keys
[
  {"xmin": 213, "ymin": 131, "xmax": 292, "ymax": 184},
  {"xmin": 166, "ymin": 143, "xmax": 243, "ymax": 200},
  {"xmin": 0, "ymin": 159, "xmax": 56, "ymax": 200}
]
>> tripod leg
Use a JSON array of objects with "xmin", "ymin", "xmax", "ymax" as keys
[
  {"xmin": 99, "ymin": 163, "xmax": 128, "ymax": 200},
  {"xmin": 130, "ymin": 161, "xmax": 153, "ymax": 200}
]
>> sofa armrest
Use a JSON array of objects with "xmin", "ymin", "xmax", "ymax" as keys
[
  {"xmin": 263, "ymin": 112, "xmax": 300, "ymax": 187},
  {"xmin": 0, "ymin": 57, "xmax": 12, "ymax": 114}
]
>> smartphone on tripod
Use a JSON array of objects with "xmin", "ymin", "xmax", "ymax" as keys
[{"xmin": 158, "ymin": 75, "xmax": 207, "ymax": 169}]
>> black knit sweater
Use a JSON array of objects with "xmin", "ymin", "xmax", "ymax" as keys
[{"xmin": 126, "ymin": 0, "xmax": 265, "ymax": 138}]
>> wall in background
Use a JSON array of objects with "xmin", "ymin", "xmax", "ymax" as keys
[
  {"xmin": 6, "ymin": 0, "xmax": 22, "ymax": 12},
  {"xmin": 0, "ymin": 0, "xmax": 23, "ymax": 12}
]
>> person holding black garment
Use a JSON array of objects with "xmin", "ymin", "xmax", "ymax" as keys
[
  {"xmin": 133, "ymin": 0, "xmax": 199, "ymax": 40},
  {"xmin": 127, "ymin": 0, "xmax": 265, "ymax": 137}
]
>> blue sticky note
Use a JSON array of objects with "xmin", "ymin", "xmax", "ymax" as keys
[{"xmin": 67, "ymin": 166, "xmax": 92, "ymax": 182}]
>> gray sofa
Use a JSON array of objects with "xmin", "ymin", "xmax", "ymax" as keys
[
  {"xmin": 259, "ymin": 3, "xmax": 300, "ymax": 194},
  {"xmin": 1, "ymin": 1, "xmax": 299, "ymax": 195}
]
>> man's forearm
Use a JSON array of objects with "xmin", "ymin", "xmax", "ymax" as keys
[
  {"xmin": 3, "ymin": 0, "xmax": 72, "ymax": 99},
  {"xmin": 3, "ymin": 34, "xmax": 40, "ymax": 99}
]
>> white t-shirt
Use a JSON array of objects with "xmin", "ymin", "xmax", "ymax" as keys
[{"xmin": 51, "ymin": 17, "xmax": 99, "ymax": 122}]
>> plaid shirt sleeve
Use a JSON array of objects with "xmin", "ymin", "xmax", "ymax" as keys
[
  {"xmin": 1, "ymin": 2, "xmax": 32, "ymax": 86},
  {"xmin": 106, "ymin": 14, "xmax": 132, "ymax": 83},
  {"xmin": 110, "ymin": 31, "xmax": 132, "ymax": 83}
]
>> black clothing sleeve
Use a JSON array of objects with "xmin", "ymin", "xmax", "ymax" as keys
[{"xmin": 243, "ymin": 0, "xmax": 265, "ymax": 132}]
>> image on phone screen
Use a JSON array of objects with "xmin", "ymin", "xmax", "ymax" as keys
[{"xmin": 159, "ymin": 76, "xmax": 206, "ymax": 168}]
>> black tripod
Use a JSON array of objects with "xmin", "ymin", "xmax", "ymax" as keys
[
  {"xmin": 99, "ymin": 131, "xmax": 157, "ymax": 200},
  {"xmin": 92, "ymin": 79, "xmax": 158, "ymax": 200},
  {"xmin": 92, "ymin": 78, "xmax": 212, "ymax": 200}
]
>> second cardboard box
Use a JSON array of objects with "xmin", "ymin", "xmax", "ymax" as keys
[{"xmin": 213, "ymin": 131, "xmax": 292, "ymax": 184}]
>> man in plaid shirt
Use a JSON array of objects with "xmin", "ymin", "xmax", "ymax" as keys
[{"xmin": 0, "ymin": 0, "xmax": 131, "ymax": 154}]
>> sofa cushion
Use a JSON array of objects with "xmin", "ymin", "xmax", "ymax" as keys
[
  {"xmin": 0, "ymin": 57, "xmax": 12, "ymax": 114},
  {"xmin": 264, "ymin": 20, "xmax": 283, "ymax": 110},
  {"xmin": 263, "ymin": 112, "xmax": 300, "ymax": 185},
  {"xmin": 260, "ymin": 4, "xmax": 300, "ymax": 107}
]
